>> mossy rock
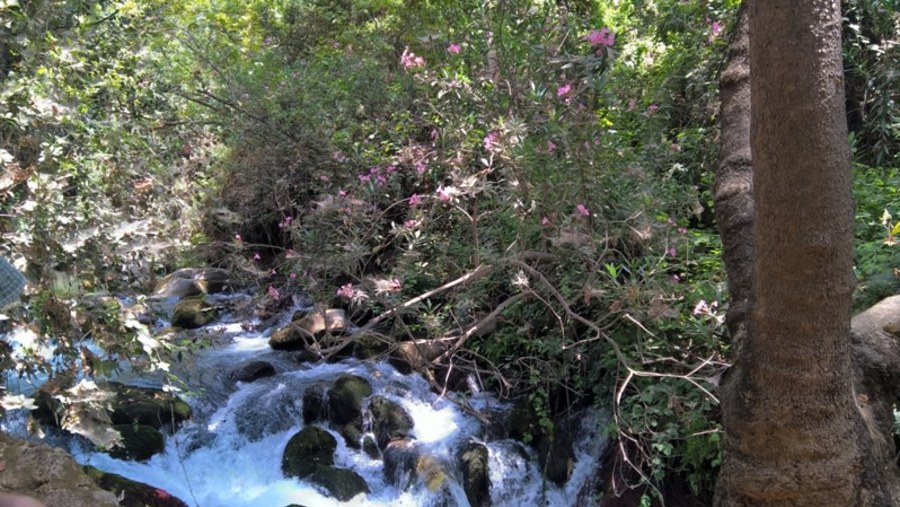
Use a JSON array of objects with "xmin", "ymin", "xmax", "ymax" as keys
[
  {"xmin": 108, "ymin": 424, "xmax": 164, "ymax": 462},
  {"xmin": 339, "ymin": 422, "xmax": 363, "ymax": 450},
  {"xmin": 367, "ymin": 396, "xmax": 414, "ymax": 450},
  {"xmin": 108, "ymin": 383, "xmax": 192, "ymax": 431},
  {"xmin": 84, "ymin": 466, "xmax": 188, "ymax": 507},
  {"xmin": 458, "ymin": 442, "xmax": 491, "ymax": 507},
  {"xmin": 327, "ymin": 375, "xmax": 372, "ymax": 426},
  {"xmin": 352, "ymin": 333, "xmax": 392, "ymax": 360},
  {"xmin": 171, "ymin": 296, "xmax": 217, "ymax": 329},
  {"xmin": 307, "ymin": 467, "xmax": 369, "ymax": 501},
  {"xmin": 282, "ymin": 426, "xmax": 336, "ymax": 479}
]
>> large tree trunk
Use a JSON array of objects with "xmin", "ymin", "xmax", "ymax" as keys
[{"xmin": 714, "ymin": 1, "xmax": 900, "ymax": 504}]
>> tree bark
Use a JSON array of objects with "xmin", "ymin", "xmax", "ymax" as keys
[
  {"xmin": 714, "ymin": 1, "xmax": 900, "ymax": 504},
  {"xmin": 713, "ymin": 3, "xmax": 753, "ymax": 353}
]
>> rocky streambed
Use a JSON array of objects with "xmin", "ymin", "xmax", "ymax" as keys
[{"xmin": 6, "ymin": 269, "xmax": 609, "ymax": 506}]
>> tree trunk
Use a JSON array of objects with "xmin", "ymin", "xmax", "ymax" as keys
[
  {"xmin": 715, "ymin": 1, "xmax": 900, "ymax": 504},
  {"xmin": 713, "ymin": 3, "xmax": 752, "ymax": 353}
]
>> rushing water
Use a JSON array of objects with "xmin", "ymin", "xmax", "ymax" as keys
[{"xmin": 8, "ymin": 297, "xmax": 608, "ymax": 507}]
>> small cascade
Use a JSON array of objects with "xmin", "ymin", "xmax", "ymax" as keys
[{"xmin": 11, "ymin": 296, "xmax": 609, "ymax": 506}]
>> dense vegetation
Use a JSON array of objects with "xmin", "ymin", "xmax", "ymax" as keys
[{"xmin": 1, "ymin": 0, "xmax": 898, "ymax": 503}]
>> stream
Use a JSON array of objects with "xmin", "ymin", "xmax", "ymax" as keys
[{"xmin": 5, "ymin": 293, "xmax": 608, "ymax": 507}]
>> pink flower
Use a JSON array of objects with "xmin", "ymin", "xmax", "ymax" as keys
[
  {"xmin": 404, "ymin": 219, "xmax": 418, "ymax": 228},
  {"xmin": 430, "ymin": 129, "xmax": 439, "ymax": 141},
  {"xmin": 647, "ymin": 104, "xmax": 659, "ymax": 114},
  {"xmin": 290, "ymin": 272, "xmax": 298, "ymax": 280},
  {"xmin": 557, "ymin": 82, "xmax": 572, "ymax": 97},
  {"xmin": 711, "ymin": 20, "xmax": 723, "ymax": 37},
  {"xmin": 666, "ymin": 246, "xmax": 677, "ymax": 258},
  {"xmin": 415, "ymin": 161, "xmax": 427, "ymax": 174},
  {"xmin": 401, "ymin": 48, "xmax": 425, "ymax": 69},
  {"xmin": 541, "ymin": 216, "xmax": 551, "ymax": 226},
  {"xmin": 483, "ymin": 131, "xmax": 499, "ymax": 151},
  {"xmin": 386, "ymin": 165, "xmax": 397, "ymax": 174},
  {"xmin": 437, "ymin": 188, "xmax": 451, "ymax": 202},
  {"xmin": 409, "ymin": 193, "xmax": 422, "ymax": 207},
  {"xmin": 253, "ymin": 252, "xmax": 261, "ymax": 261},
  {"xmin": 670, "ymin": 143, "xmax": 681, "ymax": 152},
  {"xmin": 546, "ymin": 140, "xmax": 557, "ymax": 153},
  {"xmin": 693, "ymin": 300, "xmax": 710, "ymax": 316},
  {"xmin": 267, "ymin": 285, "xmax": 281, "ymax": 300},
  {"xmin": 337, "ymin": 283, "xmax": 355, "ymax": 299},
  {"xmin": 338, "ymin": 189, "xmax": 348, "ymax": 198},
  {"xmin": 671, "ymin": 274, "xmax": 681, "ymax": 283},
  {"xmin": 575, "ymin": 204, "xmax": 590, "ymax": 217},
  {"xmin": 319, "ymin": 174, "xmax": 330, "ymax": 182},
  {"xmin": 279, "ymin": 216, "xmax": 292, "ymax": 229},
  {"xmin": 585, "ymin": 28, "xmax": 615, "ymax": 47},
  {"xmin": 358, "ymin": 173, "xmax": 371, "ymax": 183},
  {"xmin": 234, "ymin": 234, "xmax": 242, "ymax": 242},
  {"xmin": 447, "ymin": 43, "xmax": 461, "ymax": 54},
  {"xmin": 627, "ymin": 98, "xmax": 637, "ymax": 111}
]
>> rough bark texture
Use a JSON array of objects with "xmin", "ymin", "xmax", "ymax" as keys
[
  {"xmin": 713, "ymin": 3, "xmax": 753, "ymax": 352},
  {"xmin": 715, "ymin": 1, "xmax": 900, "ymax": 504}
]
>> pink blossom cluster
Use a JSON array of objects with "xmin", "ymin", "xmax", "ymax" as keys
[
  {"xmin": 337, "ymin": 283, "xmax": 354, "ymax": 299},
  {"xmin": 447, "ymin": 43, "xmax": 461, "ymax": 54},
  {"xmin": 401, "ymin": 48, "xmax": 425, "ymax": 69},
  {"xmin": 584, "ymin": 28, "xmax": 615, "ymax": 47}
]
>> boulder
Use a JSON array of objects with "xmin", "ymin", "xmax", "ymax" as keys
[
  {"xmin": 107, "ymin": 383, "xmax": 192, "ymax": 431},
  {"xmin": 281, "ymin": 426, "xmax": 369, "ymax": 502},
  {"xmin": 108, "ymin": 424, "xmax": 165, "ymax": 461},
  {"xmin": 229, "ymin": 360, "xmax": 276, "ymax": 382},
  {"xmin": 153, "ymin": 268, "xmax": 231, "ymax": 300},
  {"xmin": 327, "ymin": 375, "xmax": 372, "ymax": 426},
  {"xmin": 366, "ymin": 396, "xmax": 414, "ymax": 450},
  {"xmin": 171, "ymin": 297, "xmax": 217, "ymax": 329},
  {"xmin": 458, "ymin": 442, "xmax": 491, "ymax": 507},
  {"xmin": 301, "ymin": 383, "xmax": 328, "ymax": 424},
  {"xmin": 307, "ymin": 467, "xmax": 369, "ymax": 501},
  {"xmin": 84, "ymin": 466, "xmax": 188, "ymax": 507},
  {"xmin": 294, "ymin": 308, "xmax": 350, "ymax": 336},
  {"xmin": 268, "ymin": 323, "xmax": 315, "ymax": 351},
  {"xmin": 282, "ymin": 426, "xmax": 337, "ymax": 478},
  {"xmin": 0, "ymin": 433, "xmax": 119, "ymax": 507}
]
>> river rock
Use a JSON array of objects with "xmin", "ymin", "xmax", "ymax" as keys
[
  {"xmin": 366, "ymin": 396, "xmax": 414, "ymax": 450},
  {"xmin": 108, "ymin": 424, "xmax": 164, "ymax": 461},
  {"xmin": 107, "ymin": 383, "xmax": 192, "ymax": 431},
  {"xmin": 282, "ymin": 426, "xmax": 337, "ymax": 478},
  {"xmin": 171, "ymin": 296, "xmax": 217, "ymax": 329},
  {"xmin": 268, "ymin": 323, "xmax": 314, "ymax": 351},
  {"xmin": 84, "ymin": 466, "xmax": 188, "ymax": 507},
  {"xmin": 32, "ymin": 382, "xmax": 191, "ymax": 434},
  {"xmin": 153, "ymin": 268, "xmax": 231, "ymax": 300},
  {"xmin": 293, "ymin": 308, "xmax": 350, "ymax": 336},
  {"xmin": 229, "ymin": 360, "xmax": 276, "ymax": 382},
  {"xmin": 0, "ymin": 433, "xmax": 119, "ymax": 507},
  {"xmin": 281, "ymin": 426, "xmax": 369, "ymax": 502},
  {"xmin": 327, "ymin": 374, "xmax": 372, "ymax": 448},
  {"xmin": 307, "ymin": 467, "xmax": 369, "ymax": 501},
  {"xmin": 327, "ymin": 374, "xmax": 372, "ymax": 426},
  {"xmin": 302, "ymin": 383, "xmax": 328, "ymax": 424},
  {"xmin": 458, "ymin": 442, "xmax": 491, "ymax": 507}
]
